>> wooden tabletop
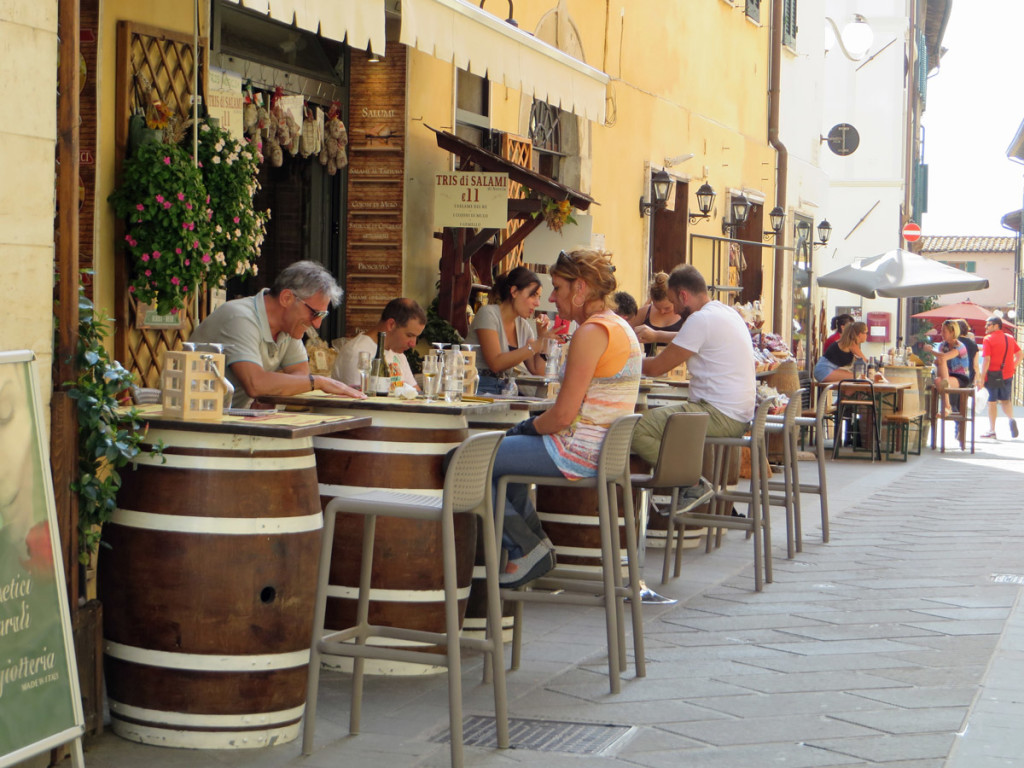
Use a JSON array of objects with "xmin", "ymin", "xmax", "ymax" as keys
[
  {"xmin": 125, "ymin": 403, "xmax": 371, "ymax": 439},
  {"xmin": 258, "ymin": 391, "xmax": 511, "ymax": 417}
]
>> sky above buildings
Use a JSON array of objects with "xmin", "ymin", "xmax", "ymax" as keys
[{"xmin": 922, "ymin": 2, "xmax": 1024, "ymax": 237}]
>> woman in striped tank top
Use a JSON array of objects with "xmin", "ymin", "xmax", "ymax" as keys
[{"xmin": 493, "ymin": 248, "xmax": 642, "ymax": 588}]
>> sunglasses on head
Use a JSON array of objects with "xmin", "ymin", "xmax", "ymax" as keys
[{"xmin": 555, "ymin": 250, "xmax": 614, "ymax": 272}]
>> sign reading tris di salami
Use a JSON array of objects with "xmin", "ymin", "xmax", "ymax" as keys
[{"xmin": 434, "ymin": 172, "xmax": 509, "ymax": 229}]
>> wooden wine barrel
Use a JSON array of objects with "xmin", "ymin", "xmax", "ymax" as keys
[
  {"xmin": 99, "ymin": 427, "xmax": 322, "ymax": 749},
  {"xmin": 536, "ymin": 484, "xmax": 630, "ymax": 579},
  {"xmin": 313, "ymin": 408, "xmax": 476, "ymax": 675}
]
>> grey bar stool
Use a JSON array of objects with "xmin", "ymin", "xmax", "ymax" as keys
[
  {"xmin": 789, "ymin": 382, "xmax": 833, "ymax": 546},
  {"xmin": 688, "ymin": 399, "xmax": 775, "ymax": 591},
  {"xmin": 630, "ymin": 412, "xmax": 715, "ymax": 584},
  {"xmin": 765, "ymin": 389, "xmax": 804, "ymax": 559},
  {"xmin": 302, "ymin": 431, "xmax": 509, "ymax": 768},
  {"xmin": 495, "ymin": 414, "xmax": 644, "ymax": 695}
]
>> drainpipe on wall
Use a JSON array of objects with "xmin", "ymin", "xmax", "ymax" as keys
[
  {"xmin": 769, "ymin": 0, "xmax": 788, "ymax": 333},
  {"xmin": 898, "ymin": 0, "xmax": 919, "ymax": 342}
]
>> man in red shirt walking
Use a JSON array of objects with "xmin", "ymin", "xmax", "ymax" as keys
[{"xmin": 979, "ymin": 316, "xmax": 1023, "ymax": 439}]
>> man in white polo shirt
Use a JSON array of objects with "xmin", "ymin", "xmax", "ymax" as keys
[{"xmin": 631, "ymin": 264, "xmax": 755, "ymax": 465}]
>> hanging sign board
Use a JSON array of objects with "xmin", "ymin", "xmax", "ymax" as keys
[
  {"xmin": 0, "ymin": 351, "xmax": 85, "ymax": 768},
  {"xmin": 206, "ymin": 68, "xmax": 245, "ymax": 142},
  {"xmin": 433, "ymin": 172, "xmax": 509, "ymax": 229}
]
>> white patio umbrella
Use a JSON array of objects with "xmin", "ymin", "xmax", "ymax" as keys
[{"xmin": 816, "ymin": 249, "xmax": 989, "ymax": 299}]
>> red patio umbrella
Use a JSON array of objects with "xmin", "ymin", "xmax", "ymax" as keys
[{"xmin": 911, "ymin": 299, "xmax": 993, "ymax": 337}]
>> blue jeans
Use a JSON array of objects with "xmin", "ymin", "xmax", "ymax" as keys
[
  {"xmin": 477, "ymin": 375, "xmax": 503, "ymax": 395},
  {"xmin": 492, "ymin": 436, "xmax": 563, "ymax": 559}
]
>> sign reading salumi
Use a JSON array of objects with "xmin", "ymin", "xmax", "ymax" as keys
[{"xmin": 434, "ymin": 172, "xmax": 510, "ymax": 229}]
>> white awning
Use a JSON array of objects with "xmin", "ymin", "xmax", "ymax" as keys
[
  {"xmin": 400, "ymin": 0, "xmax": 609, "ymax": 123},
  {"xmin": 224, "ymin": 0, "xmax": 386, "ymax": 55}
]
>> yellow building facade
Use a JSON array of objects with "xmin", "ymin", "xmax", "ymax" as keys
[{"xmin": 13, "ymin": 0, "xmax": 783, "ymax": 387}]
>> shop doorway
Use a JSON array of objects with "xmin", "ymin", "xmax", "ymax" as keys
[
  {"xmin": 213, "ymin": 0, "xmax": 350, "ymax": 339},
  {"xmin": 226, "ymin": 153, "xmax": 346, "ymax": 339}
]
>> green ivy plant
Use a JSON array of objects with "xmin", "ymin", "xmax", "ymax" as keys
[{"xmin": 68, "ymin": 291, "xmax": 162, "ymax": 564}]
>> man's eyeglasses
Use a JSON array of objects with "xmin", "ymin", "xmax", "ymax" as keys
[{"xmin": 301, "ymin": 300, "xmax": 330, "ymax": 321}]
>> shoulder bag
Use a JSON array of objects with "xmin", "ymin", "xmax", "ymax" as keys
[{"xmin": 985, "ymin": 334, "xmax": 1009, "ymax": 387}]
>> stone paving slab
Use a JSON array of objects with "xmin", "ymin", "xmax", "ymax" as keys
[
  {"xmin": 660, "ymin": 712, "xmax": 877, "ymax": 746},
  {"xmin": 805, "ymin": 731, "xmax": 956, "ymax": 763},
  {"xmin": 829, "ymin": 705, "xmax": 968, "ymax": 735}
]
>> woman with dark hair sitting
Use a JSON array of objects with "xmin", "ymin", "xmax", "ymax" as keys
[
  {"xmin": 824, "ymin": 313, "xmax": 855, "ymax": 350},
  {"xmin": 632, "ymin": 271, "xmax": 683, "ymax": 355},
  {"xmin": 492, "ymin": 249, "xmax": 642, "ymax": 586},
  {"xmin": 465, "ymin": 266, "xmax": 553, "ymax": 394}
]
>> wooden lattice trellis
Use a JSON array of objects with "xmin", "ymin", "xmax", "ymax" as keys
[
  {"xmin": 114, "ymin": 22, "xmax": 208, "ymax": 387},
  {"xmin": 497, "ymin": 133, "xmax": 532, "ymax": 276}
]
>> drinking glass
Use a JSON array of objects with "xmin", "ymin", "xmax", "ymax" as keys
[
  {"xmin": 501, "ymin": 375, "xmax": 518, "ymax": 397},
  {"xmin": 544, "ymin": 338, "xmax": 561, "ymax": 380},
  {"xmin": 356, "ymin": 350, "xmax": 372, "ymax": 393},
  {"xmin": 422, "ymin": 355, "xmax": 441, "ymax": 402}
]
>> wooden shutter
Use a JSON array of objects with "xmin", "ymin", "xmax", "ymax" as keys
[
  {"xmin": 114, "ymin": 21, "xmax": 207, "ymax": 387},
  {"xmin": 782, "ymin": 0, "xmax": 798, "ymax": 47},
  {"xmin": 745, "ymin": 0, "xmax": 761, "ymax": 24}
]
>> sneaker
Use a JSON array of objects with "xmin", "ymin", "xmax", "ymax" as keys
[
  {"xmin": 500, "ymin": 544, "xmax": 556, "ymax": 588},
  {"xmin": 1011, "ymin": 420, "xmax": 1019, "ymax": 439},
  {"xmin": 981, "ymin": 431, "xmax": 997, "ymax": 439}
]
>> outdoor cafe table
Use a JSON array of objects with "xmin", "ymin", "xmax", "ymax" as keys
[
  {"xmin": 816, "ymin": 379, "xmax": 912, "ymax": 459},
  {"xmin": 101, "ymin": 405, "xmax": 370, "ymax": 749},
  {"xmin": 257, "ymin": 392, "xmax": 510, "ymax": 675}
]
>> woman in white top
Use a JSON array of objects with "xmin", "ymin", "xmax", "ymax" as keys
[{"xmin": 465, "ymin": 266, "xmax": 553, "ymax": 394}]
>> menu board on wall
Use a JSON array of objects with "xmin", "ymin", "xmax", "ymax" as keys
[
  {"xmin": 344, "ymin": 43, "xmax": 406, "ymax": 335},
  {"xmin": 0, "ymin": 351, "xmax": 84, "ymax": 768}
]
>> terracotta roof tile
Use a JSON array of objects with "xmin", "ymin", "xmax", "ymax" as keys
[{"xmin": 919, "ymin": 236, "xmax": 1017, "ymax": 253}]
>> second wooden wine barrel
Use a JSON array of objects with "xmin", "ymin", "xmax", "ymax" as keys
[{"xmin": 313, "ymin": 408, "xmax": 476, "ymax": 675}]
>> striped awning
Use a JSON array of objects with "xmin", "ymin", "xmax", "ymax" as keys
[
  {"xmin": 223, "ymin": 0, "xmax": 386, "ymax": 55},
  {"xmin": 400, "ymin": 0, "xmax": 609, "ymax": 123}
]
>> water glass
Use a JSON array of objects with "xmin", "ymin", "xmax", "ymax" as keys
[
  {"xmin": 443, "ymin": 348, "xmax": 464, "ymax": 403},
  {"xmin": 422, "ymin": 355, "xmax": 441, "ymax": 401},
  {"xmin": 544, "ymin": 338, "xmax": 561, "ymax": 379}
]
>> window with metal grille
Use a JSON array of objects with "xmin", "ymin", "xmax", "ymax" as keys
[
  {"xmin": 746, "ymin": 0, "xmax": 761, "ymax": 23},
  {"xmin": 528, "ymin": 99, "xmax": 566, "ymax": 180}
]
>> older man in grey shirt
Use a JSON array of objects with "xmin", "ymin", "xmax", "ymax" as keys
[{"xmin": 190, "ymin": 260, "xmax": 363, "ymax": 407}]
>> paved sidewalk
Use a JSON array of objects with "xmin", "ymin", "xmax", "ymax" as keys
[{"xmin": 76, "ymin": 419, "xmax": 1024, "ymax": 768}]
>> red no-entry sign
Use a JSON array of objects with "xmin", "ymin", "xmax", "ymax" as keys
[{"xmin": 902, "ymin": 222, "xmax": 922, "ymax": 242}]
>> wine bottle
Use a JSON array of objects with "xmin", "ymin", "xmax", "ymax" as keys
[{"xmin": 368, "ymin": 332, "xmax": 390, "ymax": 397}]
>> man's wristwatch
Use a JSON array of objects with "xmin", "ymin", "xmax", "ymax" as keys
[{"xmin": 309, "ymin": 374, "xmax": 316, "ymax": 391}]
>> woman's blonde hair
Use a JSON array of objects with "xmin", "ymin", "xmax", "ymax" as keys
[
  {"xmin": 648, "ymin": 271, "xmax": 670, "ymax": 302},
  {"xmin": 941, "ymin": 319, "xmax": 961, "ymax": 340},
  {"xmin": 839, "ymin": 321, "xmax": 868, "ymax": 348},
  {"xmin": 550, "ymin": 248, "xmax": 617, "ymax": 308}
]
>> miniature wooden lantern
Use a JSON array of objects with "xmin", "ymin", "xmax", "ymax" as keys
[{"xmin": 161, "ymin": 349, "xmax": 226, "ymax": 421}]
